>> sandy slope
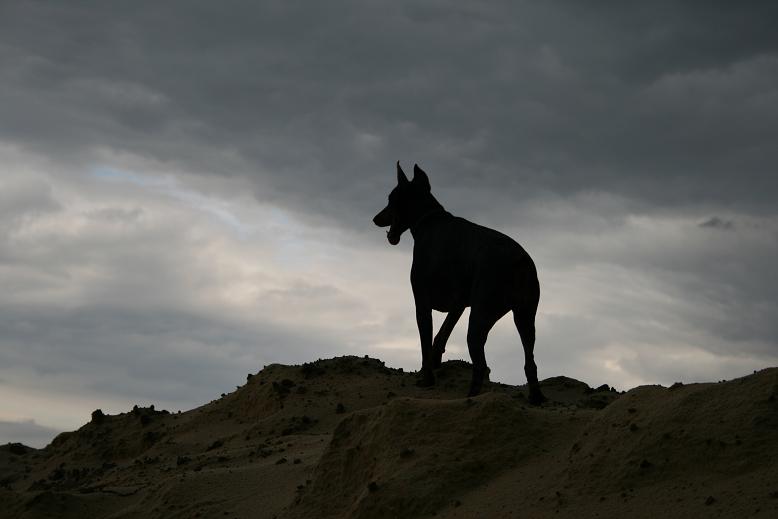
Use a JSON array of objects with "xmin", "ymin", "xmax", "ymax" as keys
[{"xmin": 0, "ymin": 356, "xmax": 776, "ymax": 518}]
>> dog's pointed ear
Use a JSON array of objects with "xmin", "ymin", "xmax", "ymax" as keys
[
  {"xmin": 397, "ymin": 161, "xmax": 409, "ymax": 185},
  {"xmin": 413, "ymin": 164, "xmax": 431, "ymax": 191}
]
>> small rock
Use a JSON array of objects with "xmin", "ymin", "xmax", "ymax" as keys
[
  {"xmin": 7, "ymin": 443, "xmax": 28, "ymax": 456},
  {"xmin": 206, "ymin": 439, "xmax": 224, "ymax": 451},
  {"xmin": 705, "ymin": 496, "xmax": 716, "ymax": 506},
  {"xmin": 400, "ymin": 447, "xmax": 415, "ymax": 458}
]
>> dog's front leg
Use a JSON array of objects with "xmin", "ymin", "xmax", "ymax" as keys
[
  {"xmin": 414, "ymin": 299, "xmax": 435, "ymax": 387},
  {"xmin": 431, "ymin": 306, "xmax": 465, "ymax": 369}
]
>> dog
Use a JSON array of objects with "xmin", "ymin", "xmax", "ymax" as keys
[{"xmin": 373, "ymin": 162, "xmax": 545, "ymax": 404}]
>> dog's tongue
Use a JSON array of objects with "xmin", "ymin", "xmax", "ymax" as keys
[{"xmin": 387, "ymin": 229, "xmax": 400, "ymax": 245}]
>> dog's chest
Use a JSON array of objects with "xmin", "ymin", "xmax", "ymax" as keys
[{"xmin": 411, "ymin": 233, "xmax": 475, "ymax": 307}]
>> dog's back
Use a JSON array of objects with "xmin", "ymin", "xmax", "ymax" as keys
[{"xmin": 411, "ymin": 212, "xmax": 538, "ymax": 315}]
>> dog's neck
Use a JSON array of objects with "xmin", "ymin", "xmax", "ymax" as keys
[{"xmin": 410, "ymin": 204, "xmax": 448, "ymax": 238}]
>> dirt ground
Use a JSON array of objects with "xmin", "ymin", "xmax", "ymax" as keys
[{"xmin": 1, "ymin": 356, "xmax": 776, "ymax": 518}]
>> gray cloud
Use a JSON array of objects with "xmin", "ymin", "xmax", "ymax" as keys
[
  {"xmin": 2, "ymin": 1, "xmax": 777, "ymax": 220},
  {"xmin": 0, "ymin": 303, "xmax": 343, "ymax": 405},
  {"xmin": 699, "ymin": 216, "xmax": 734, "ymax": 230},
  {"xmin": 0, "ymin": 420, "xmax": 61, "ymax": 449}
]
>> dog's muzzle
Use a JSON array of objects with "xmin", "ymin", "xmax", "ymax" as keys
[{"xmin": 374, "ymin": 207, "xmax": 400, "ymax": 245}]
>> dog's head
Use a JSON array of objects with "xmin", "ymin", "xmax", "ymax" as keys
[{"xmin": 373, "ymin": 162, "xmax": 432, "ymax": 245}]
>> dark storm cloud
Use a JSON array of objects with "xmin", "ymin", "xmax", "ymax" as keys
[
  {"xmin": 2, "ymin": 1, "xmax": 777, "ymax": 223},
  {"xmin": 0, "ymin": 303, "xmax": 341, "ymax": 406}
]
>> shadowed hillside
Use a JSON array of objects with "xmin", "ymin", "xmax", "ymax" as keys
[{"xmin": 1, "ymin": 357, "xmax": 776, "ymax": 518}]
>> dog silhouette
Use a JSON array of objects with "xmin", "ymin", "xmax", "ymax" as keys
[{"xmin": 374, "ymin": 162, "xmax": 545, "ymax": 404}]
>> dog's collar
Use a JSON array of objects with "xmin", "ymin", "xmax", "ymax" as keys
[{"xmin": 410, "ymin": 208, "xmax": 448, "ymax": 235}]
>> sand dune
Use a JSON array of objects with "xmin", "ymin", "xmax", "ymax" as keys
[{"xmin": 1, "ymin": 356, "xmax": 776, "ymax": 518}]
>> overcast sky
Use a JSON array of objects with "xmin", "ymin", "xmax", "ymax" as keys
[{"xmin": 2, "ymin": 1, "xmax": 777, "ymax": 447}]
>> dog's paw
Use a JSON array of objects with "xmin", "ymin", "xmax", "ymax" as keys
[
  {"xmin": 528, "ymin": 388, "xmax": 547, "ymax": 406},
  {"xmin": 416, "ymin": 377, "xmax": 435, "ymax": 388},
  {"xmin": 467, "ymin": 380, "xmax": 484, "ymax": 397},
  {"xmin": 416, "ymin": 370, "xmax": 436, "ymax": 388}
]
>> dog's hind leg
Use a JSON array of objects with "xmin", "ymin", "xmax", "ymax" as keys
[
  {"xmin": 513, "ymin": 305, "xmax": 546, "ymax": 405},
  {"xmin": 431, "ymin": 306, "xmax": 465, "ymax": 369},
  {"xmin": 466, "ymin": 308, "xmax": 501, "ymax": 397}
]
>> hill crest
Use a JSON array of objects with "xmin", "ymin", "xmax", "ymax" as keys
[{"xmin": 1, "ymin": 356, "xmax": 776, "ymax": 518}]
